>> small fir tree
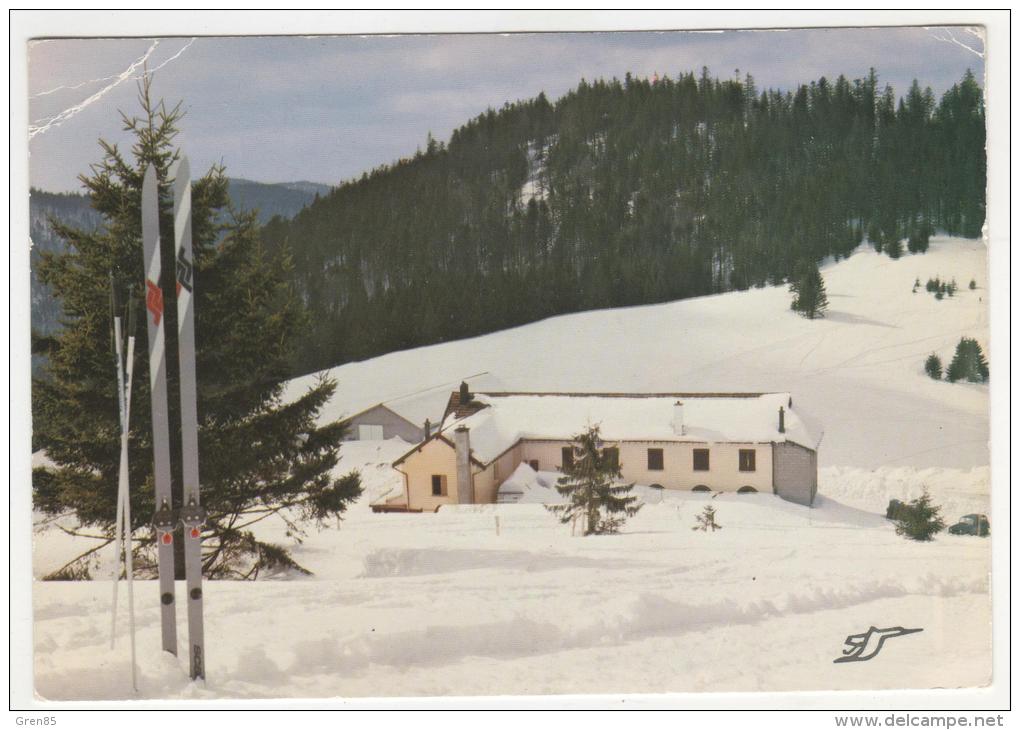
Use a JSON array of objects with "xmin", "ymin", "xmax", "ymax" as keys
[
  {"xmin": 969, "ymin": 279, "xmax": 977, "ymax": 290},
  {"xmin": 789, "ymin": 260, "xmax": 829, "ymax": 319},
  {"xmin": 924, "ymin": 353, "xmax": 943, "ymax": 379},
  {"xmin": 946, "ymin": 337, "xmax": 989, "ymax": 383},
  {"xmin": 907, "ymin": 221, "xmax": 931, "ymax": 253},
  {"xmin": 893, "ymin": 489, "xmax": 946, "ymax": 541},
  {"xmin": 547, "ymin": 424, "xmax": 641, "ymax": 535},
  {"xmin": 692, "ymin": 505, "xmax": 722, "ymax": 532},
  {"xmin": 884, "ymin": 233, "xmax": 903, "ymax": 259}
]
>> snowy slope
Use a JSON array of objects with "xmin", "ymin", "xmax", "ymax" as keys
[
  {"xmin": 31, "ymin": 237, "xmax": 993, "ymax": 701},
  {"xmin": 284, "ymin": 237, "xmax": 989, "ymax": 469},
  {"xmin": 34, "ymin": 489, "xmax": 990, "ymax": 699}
]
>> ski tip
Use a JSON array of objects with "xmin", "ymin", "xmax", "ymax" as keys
[
  {"xmin": 142, "ymin": 164, "xmax": 157, "ymax": 193},
  {"xmin": 174, "ymin": 156, "xmax": 190, "ymax": 187}
]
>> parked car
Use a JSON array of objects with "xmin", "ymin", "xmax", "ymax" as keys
[{"xmin": 948, "ymin": 514, "xmax": 990, "ymax": 536}]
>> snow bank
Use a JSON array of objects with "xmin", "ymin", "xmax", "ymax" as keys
[{"xmin": 33, "ymin": 482, "xmax": 991, "ymax": 698}]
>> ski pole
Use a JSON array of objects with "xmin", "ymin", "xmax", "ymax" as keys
[{"xmin": 123, "ymin": 292, "xmax": 139, "ymax": 691}]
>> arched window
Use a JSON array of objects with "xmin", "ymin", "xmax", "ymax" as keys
[
  {"xmin": 737, "ymin": 486, "xmax": 758, "ymax": 494},
  {"xmin": 692, "ymin": 485, "xmax": 711, "ymax": 493},
  {"xmin": 649, "ymin": 483, "xmax": 664, "ymax": 490}
]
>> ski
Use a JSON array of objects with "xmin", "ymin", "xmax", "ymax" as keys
[
  {"xmin": 172, "ymin": 156, "xmax": 207, "ymax": 680},
  {"xmin": 141, "ymin": 164, "xmax": 178, "ymax": 656}
]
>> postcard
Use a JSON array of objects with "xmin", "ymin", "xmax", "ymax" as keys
[{"xmin": 13, "ymin": 10, "xmax": 1007, "ymax": 713}]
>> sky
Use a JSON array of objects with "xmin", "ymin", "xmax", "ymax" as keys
[{"xmin": 27, "ymin": 26, "xmax": 985, "ymax": 193}]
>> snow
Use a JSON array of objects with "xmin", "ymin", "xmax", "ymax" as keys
[
  {"xmin": 285, "ymin": 237, "xmax": 989, "ymax": 469},
  {"xmin": 33, "ymin": 466, "xmax": 990, "ymax": 699},
  {"xmin": 442, "ymin": 392, "xmax": 818, "ymax": 464},
  {"xmin": 30, "ymin": 237, "xmax": 992, "ymax": 699}
]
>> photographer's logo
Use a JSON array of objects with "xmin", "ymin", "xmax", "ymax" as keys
[{"xmin": 834, "ymin": 626, "xmax": 923, "ymax": 663}]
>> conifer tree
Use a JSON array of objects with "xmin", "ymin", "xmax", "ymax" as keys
[
  {"xmin": 893, "ymin": 488, "xmax": 946, "ymax": 541},
  {"xmin": 692, "ymin": 505, "xmax": 722, "ymax": 532},
  {"xmin": 32, "ymin": 78, "xmax": 361, "ymax": 579},
  {"xmin": 945, "ymin": 337, "xmax": 989, "ymax": 383},
  {"xmin": 547, "ymin": 424, "xmax": 641, "ymax": 535},
  {"xmin": 924, "ymin": 353, "xmax": 943, "ymax": 380},
  {"xmin": 789, "ymin": 259, "xmax": 829, "ymax": 319}
]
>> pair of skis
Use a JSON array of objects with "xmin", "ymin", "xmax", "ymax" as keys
[{"xmin": 140, "ymin": 158, "xmax": 207, "ymax": 680}]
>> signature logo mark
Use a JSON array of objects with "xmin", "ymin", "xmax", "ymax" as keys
[{"xmin": 833, "ymin": 626, "xmax": 923, "ymax": 663}]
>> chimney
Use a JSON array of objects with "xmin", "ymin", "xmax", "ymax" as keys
[
  {"xmin": 452, "ymin": 426, "xmax": 474, "ymax": 504},
  {"xmin": 459, "ymin": 381, "xmax": 471, "ymax": 404},
  {"xmin": 423, "ymin": 418, "xmax": 431, "ymax": 441},
  {"xmin": 672, "ymin": 401, "xmax": 686, "ymax": 435},
  {"xmin": 779, "ymin": 406, "xmax": 786, "ymax": 434}
]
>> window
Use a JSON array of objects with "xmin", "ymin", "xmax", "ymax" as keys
[
  {"xmin": 528, "ymin": 459, "xmax": 539, "ymax": 471},
  {"xmin": 739, "ymin": 449, "xmax": 756, "ymax": 472},
  {"xmin": 693, "ymin": 448, "xmax": 710, "ymax": 471},
  {"xmin": 647, "ymin": 448, "xmax": 664, "ymax": 471},
  {"xmin": 692, "ymin": 485, "xmax": 711, "ymax": 492},
  {"xmin": 431, "ymin": 474, "xmax": 447, "ymax": 497},
  {"xmin": 561, "ymin": 446, "xmax": 574, "ymax": 470},
  {"xmin": 737, "ymin": 486, "xmax": 758, "ymax": 494},
  {"xmin": 603, "ymin": 447, "xmax": 620, "ymax": 470}
]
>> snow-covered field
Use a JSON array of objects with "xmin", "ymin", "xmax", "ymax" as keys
[{"xmin": 31, "ymin": 237, "xmax": 993, "ymax": 700}]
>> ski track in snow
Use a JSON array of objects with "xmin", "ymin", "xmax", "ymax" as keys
[{"xmin": 31, "ymin": 238, "xmax": 992, "ymax": 700}]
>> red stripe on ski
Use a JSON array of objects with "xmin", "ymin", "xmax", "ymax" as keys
[{"xmin": 146, "ymin": 279, "xmax": 164, "ymax": 326}]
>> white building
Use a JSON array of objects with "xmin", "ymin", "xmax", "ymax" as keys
[{"xmin": 384, "ymin": 385, "xmax": 823, "ymax": 512}]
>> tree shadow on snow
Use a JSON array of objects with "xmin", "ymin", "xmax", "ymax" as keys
[{"xmin": 824, "ymin": 311, "xmax": 899, "ymax": 329}]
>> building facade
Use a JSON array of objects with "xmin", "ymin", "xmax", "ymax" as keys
[{"xmin": 387, "ymin": 387, "xmax": 822, "ymax": 511}]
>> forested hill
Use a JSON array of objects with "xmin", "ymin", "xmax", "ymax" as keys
[
  {"xmin": 263, "ymin": 68, "xmax": 984, "ymax": 376},
  {"xmin": 29, "ymin": 178, "xmax": 328, "ymax": 339}
]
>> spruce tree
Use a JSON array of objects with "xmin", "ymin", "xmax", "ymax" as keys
[
  {"xmin": 547, "ymin": 424, "xmax": 641, "ymax": 535},
  {"xmin": 924, "ymin": 353, "xmax": 943, "ymax": 380},
  {"xmin": 893, "ymin": 488, "xmax": 946, "ymax": 541},
  {"xmin": 32, "ymin": 79, "xmax": 361, "ymax": 579},
  {"xmin": 692, "ymin": 504, "xmax": 722, "ymax": 532},
  {"xmin": 789, "ymin": 259, "xmax": 829, "ymax": 319},
  {"xmin": 945, "ymin": 337, "xmax": 989, "ymax": 383}
]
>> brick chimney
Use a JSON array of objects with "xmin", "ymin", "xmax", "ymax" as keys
[
  {"xmin": 452, "ymin": 426, "xmax": 474, "ymax": 504},
  {"xmin": 779, "ymin": 406, "xmax": 786, "ymax": 434},
  {"xmin": 423, "ymin": 418, "xmax": 431, "ymax": 441},
  {"xmin": 459, "ymin": 381, "xmax": 472, "ymax": 404},
  {"xmin": 672, "ymin": 401, "xmax": 686, "ymax": 435}
]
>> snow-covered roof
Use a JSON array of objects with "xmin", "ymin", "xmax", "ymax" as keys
[
  {"xmin": 440, "ymin": 392, "xmax": 820, "ymax": 465},
  {"xmin": 347, "ymin": 372, "xmax": 505, "ymax": 428}
]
